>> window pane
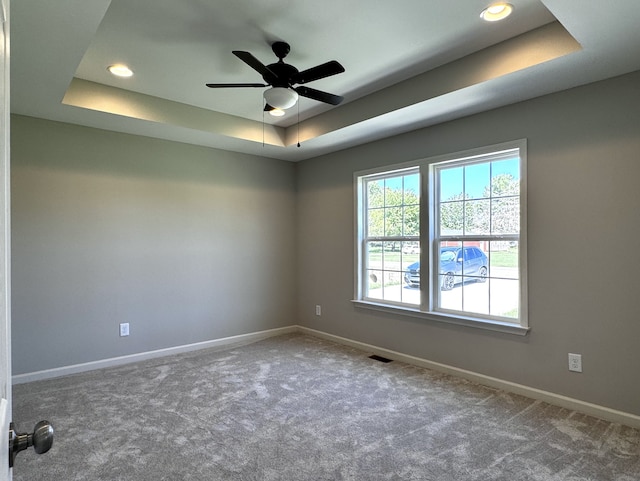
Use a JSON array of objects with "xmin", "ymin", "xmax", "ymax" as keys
[
  {"xmin": 384, "ymin": 177, "xmax": 403, "ymax": 206},
  {"xmin": 491, "ymin": 158, "xmax": 520, "ymax": 198},
  {"xmin": 402, "ymin": 248, "xmax": 420, "ymax": 284},
  {"xmin": 366, "ymin": 270, "xmax": 383, "ymax": 300},
  {"xmin": 440, "ymin": 167, "xmax": 463, "ymax": 202},
  {"xmin": 401, "ymin": 241, "xmax": 420, "ymax": 306},
  {"xmin": 404, "ymin": 204, "xmax": 419, "ymax": 236},
  {"xmin": 365, "ymin": 241, "xmax": 420, "ymax": 304},
  {"xmin": 400, "ymin": 286, "xmax": 419, "ymax": 305},
  {"xmin": 383, "ymin": 272, "xmax": 403, "ymax": 302},
  {"xmin": 440, "ymin": 275, "xmax": 462, "ymax": 310},
  {"xmin": 465, "ymin": 162, "xmax": 490, "ymax": 199},
  {"xmin": 366, "ymin": 242, "xmax": 382, "ymax": 270},
  {"xmin": 385, "ymin": 207, "xmax": 403, "ymax": 236},
  {"xmin": 367, "ymin": 208, "xmax": 384, "ymax": 237},
  {"xmin": 488, "ymin": 241, "xmax": 518, "ymax": 280},
  {"xmin": 487, "ymin": 241, "xmax": 520, "ymax": 321},
  {"xmin": 382, "ymin": 241, "xmax": 399, "ymax": 259},
  {"xmin": 440, "ymin": 267, "xmax": 519, "ymax": 320},
  {"xmin": 491, "ymin": 197, "xmax": 519, "ymax": 234},
  {"xmin": 403, "ymin": 173, "xmax": 420, "ymax": 203},
  {"xmin": 437, "ymin": 241, "xmax": 492, "ymax": 316},
  {"xmin": 367, "ymin": 266, "xmax": 420, "ymax": 306},
  {"xmin": 367, "ymin": 180, "xmax": 384, "ymax": 208},
  {"xmin": 401, "ymin": 241, "xmax": 420, "ymax": 257},
  {"xmin": 462, "ymin": 281, "xmax": 489, "ymax": 315},
  {"xmin": 440, "ymin": 199, "xmax": 464, "ymax": 236},
  {"xmin": 490, "ymin": 279, "xmax": 519, "ymax": 319},
  {"xmin": 439, "ymin": 241, "xmax": 462, "ymax": 293},
  {"xmin": 464, "ymin": 199, "xmax": 490, "ymax": 235}
]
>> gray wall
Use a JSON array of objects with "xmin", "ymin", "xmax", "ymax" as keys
[
  {"xmin": 11, "ymin": 116, "xmax": 297, "ymax": 374},
  {"xmin": 296, "ymin": 70, "xmax": 640, "ymax": 416}
]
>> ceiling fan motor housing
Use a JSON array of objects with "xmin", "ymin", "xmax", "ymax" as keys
[
  {"xmin": 271, "ymin": 41, "xmax": 291, "ymax": 60},
  {"xmin": 265, "ymin": 62, "xmax": 298, "ymax": 87}
]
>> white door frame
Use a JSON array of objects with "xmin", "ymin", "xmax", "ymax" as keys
[{"xmin": 0, "ymin": 0, "xmax": 11, "ymax": 478}]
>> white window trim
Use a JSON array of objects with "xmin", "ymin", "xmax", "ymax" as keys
[
  {"xmin": 353, "ymin": 140, "xmax": 529, "ymax": 336},
  {"xmin": 356, "ymin": 166, "xmax": 420, "ymax": 307}
]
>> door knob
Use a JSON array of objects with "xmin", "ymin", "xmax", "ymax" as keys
[{"xmin": 8, "ymin": 420, "xmax": 54, "ymax": 467}]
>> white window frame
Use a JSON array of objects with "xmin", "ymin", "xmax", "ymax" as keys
[
  {"xmin": 353, "ymin": 140, "xmax": 528, "ymax": 336},
  {"xmin": 356, "ymin": 167, "xmax": 421, "ymax": 307}
]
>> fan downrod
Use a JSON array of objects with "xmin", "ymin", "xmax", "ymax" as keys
[{"xmin": 272, "ymin": 41, "xmax": 291, "ymax": 61}]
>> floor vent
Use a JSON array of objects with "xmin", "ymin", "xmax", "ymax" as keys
[{"xmin": 369, "ymin": 354, "xmax": 393, "ymax": 363}]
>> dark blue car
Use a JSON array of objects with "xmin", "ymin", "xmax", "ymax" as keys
[{"xmin": 404, "ymin": 246, "xmax": 488, "ymax": 290}]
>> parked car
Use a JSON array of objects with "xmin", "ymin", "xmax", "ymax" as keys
[
  {"xmin": 402, "ymin": 243, "xmax": 420, "ymax": 254},
  {"xmin": 403, "ymin": 246, "xmax": 488, "ymax": 290}
]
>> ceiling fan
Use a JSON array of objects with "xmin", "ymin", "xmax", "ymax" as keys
[{"xmin": 206, "ymin": 41, "xmax": 345, "ymax": 113}]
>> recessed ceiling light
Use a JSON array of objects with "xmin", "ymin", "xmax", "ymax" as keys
[
  {"xmin": 480, "ymin": 3, "xmax": 513, "ymax": 22},
  {"xmin": 107, "ymin": 64, "xmax": 134, "ymax": 78},
  {"xmin": 268, "ymin": 108, "xmax": 285, "ymax": 117}
]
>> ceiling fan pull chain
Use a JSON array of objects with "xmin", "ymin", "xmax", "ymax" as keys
[{"xmin": 297, "ymin": 101, "xmax": 301, "ymax": 148}]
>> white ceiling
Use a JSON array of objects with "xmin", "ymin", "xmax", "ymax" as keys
[{"xmin": 9, "ymin": 0, "xmax": 640, "ymax": 161}]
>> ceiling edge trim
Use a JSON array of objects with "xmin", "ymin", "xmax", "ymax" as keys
[{"xmin": 62, "ymin": 78, "xmax": 286, "ymax": 147}]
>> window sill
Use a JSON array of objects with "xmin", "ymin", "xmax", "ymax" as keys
[{"xmin": 351, "ymin": 300, "xmax": 530, "ymax": 336}]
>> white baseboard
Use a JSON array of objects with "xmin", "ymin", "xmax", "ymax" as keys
[
  {"xmin": 12, "ymin": 326, "xmax": 298, "ymax": 385},
  {"xmin": 13, "ymin": 324, "xmax": 640, "ymax": 429},
  {"xmin": 298, "ymin": 326, "xmax": 640, "ymax": 430}
]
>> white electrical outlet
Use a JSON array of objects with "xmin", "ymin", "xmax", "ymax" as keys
[
  {"xmin": 315, "ymin": 305, "xmax": 322, "ymax": 316},
  {"xmin": 119, "ymin": 322, "xmax": 130, "ymax": 337},
  {"xmin": 568, "ymin": 353, "xmax": 582, "ymax": 372}
]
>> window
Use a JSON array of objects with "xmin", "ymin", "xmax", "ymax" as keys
[
  {"xmin": 360, "ymin": 168, "xmax": 420, "ymax": 306},
  {"xmin": 355, "ymin": 141, "xmax": 527, "ymax": 334}
]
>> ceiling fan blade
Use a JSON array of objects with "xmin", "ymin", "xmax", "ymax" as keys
[
  {"xmin": 295, "ymin": 86, "xmax": 344, "ymax": 105},
  {"xmin": 206, "ymin": 83, "xmax": 267, "ymax": 88},
  {"xmin": 293, "ymin": 60, "xmax": 345, "ymax": 84},
  {"xmin": 232, "ymin": 51, "xmax": 279, "ymax": 84}
]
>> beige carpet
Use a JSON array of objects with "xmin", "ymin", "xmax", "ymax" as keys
[{"xmin": 12, "ymin": 334, "xmax": 640, "ymax": 480}]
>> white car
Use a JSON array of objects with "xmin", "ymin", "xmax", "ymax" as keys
[{"xmin": 402, "ymin": 243, "xmax": 420, "ymax": 254}]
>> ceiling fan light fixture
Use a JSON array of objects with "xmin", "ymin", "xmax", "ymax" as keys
[
  {"xmin": 264, "ymin": 87, "xmax": 298, "ymax": 110},
  {"xmin": 107, "ymin": 64, "xmax": 134, "ymax": 78},
  {"xmin": 480, "ymin": 3, "xmax": 513, "ymax": 21}
]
